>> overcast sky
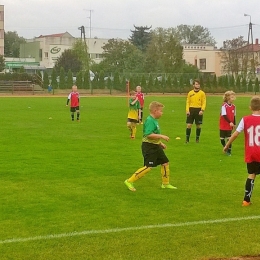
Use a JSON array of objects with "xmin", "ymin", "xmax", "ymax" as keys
[{"xmin": 2, "ymin": 0, "xmax": 260, "ymax": 48}]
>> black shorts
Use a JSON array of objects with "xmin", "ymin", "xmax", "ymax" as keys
[
  {"xmin": 127, "ymin": 118, "xmax": 138, "ymax": 123},
  {"xmin": 247, "ymin": 161, "xmax": 260, "ymax": 174},
  {"xmin": 142, "ymin": 142, "xmax": 169, "ymax": 167},
  {"xmin": 186, "ymin": 108, "xmax": 203, "ymax": 125},
  {"xmin": 70, "ymin": 106, "xmax": 79, "ymax": 112},
  {"xmin": 220, "ymin": 130, "xmax": 232, "ymax": 139}
]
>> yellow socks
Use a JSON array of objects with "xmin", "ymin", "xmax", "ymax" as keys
[
  {"xmin": 128, "ymin": 166, "xmax": 151, "ymax": 183},
  {"xmin": 131, "ymin": 125, "xmax": 136, "ymax": 138},
  {"xmin": 161, "ymin": 165, "xmax": 170, "ymax": 185}
]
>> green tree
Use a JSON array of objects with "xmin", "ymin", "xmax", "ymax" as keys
[
  {"xmin": 219, "ymin": 36, "xmax": 248, "ymax": 76},
  {"xmin": 59, "ymin": 67, "xmax": 66, "ymax": 89},
  {"xmin": 66, "ymin": 69, "xmax": 73, "ymax": 89},
  {"xmin": 236, "ymin": 76, "xmax": 241, "ymax": 91},
  {"xmin": 72, "ymin": 39, "xmax": 90, "ymax": 73},
  {"xmin": 172, "ymin": 25, "xmax": 216, "ymax": 45},
  {"xmin": 254, "ymin": 77, "xmax": 259, "ymax": 94},
  {"xmin": 145, "ymin": 30, "xmax": 183, "ymax": 73},
  {"xmin": 141, "ymin": 75, "xmax": 147, "ymax": 93},
  {"xmin": 43, "ymin": 71, "xmax": 49, "ymax": 89},
  {"xmin": 247, "ymin": 79, "xmax": 253, "ymax": 92},
  {"xmin": 241, "ymin": 77, "xmax": 247, "ymax": 92},
  {"xmin": 83, "ymin": 70, "xmax": 91, "ymax": 89},
  {"xmin": 129, "ymin": 25, "xmax": 152, "ymax": 52},
  {"xmin": 113, "ymin": 71, "xmax": 120, "ymax": 90},
  {"xmin": 100, "ymin": 39, "xmax": 144, "ymax": 74},
  {"xmin": 54, "ymin": 49, "xmax": 82, "ymax": 74},
  {"xmin": 51, "ymin": 69, "xmax": 58, "ymax": 89},
  {"xmin": 76, "ymin": 71, "xmax": 83, "ymax": 88},
  {"xmin": 99, "ymin": 70, "xmax": 105, "ymax": 89},
  {"xmin": 4, "ymin": 31, "xmax": 26, "ymax": 57}
]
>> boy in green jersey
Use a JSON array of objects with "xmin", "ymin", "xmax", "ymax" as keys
[
  {"xmin": 124, "ymin": 101, "xmax": 177, "ymax": 191},
  {"xmin": 127, "ymin": 91, "xmax": 141, "ymax": 139}
]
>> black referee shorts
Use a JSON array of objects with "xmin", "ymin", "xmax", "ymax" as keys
[{"xmin": 186, "ymin": 107, "xmax": 203, "ymax": 125}]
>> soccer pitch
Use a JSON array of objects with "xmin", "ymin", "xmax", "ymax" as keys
[{"xmin": 0, "ymin": 95, "xmax": 260, "ymax": 260}]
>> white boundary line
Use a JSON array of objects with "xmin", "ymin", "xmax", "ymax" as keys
[{"xmin": 1, "ymin": 215, "xmax": 259, "ymax": 244}]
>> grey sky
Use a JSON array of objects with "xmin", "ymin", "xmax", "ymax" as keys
[{"xmin": 2, "ymin": 0, "xmax": 260, "ymax": 47}]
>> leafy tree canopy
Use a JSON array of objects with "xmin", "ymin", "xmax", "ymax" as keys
[
  {"xmin": 4, "ymin": 31, "xmax": 26, "ymax": 57},
  {"xmin": 54, "ymin": 49, "xmax": 82, "ymax": 74},
  {"xmin": 129, "ymin": 25, "xmax": 152, "ymax": 52},
  {"xmin": 172, "ymin": 25, "xmax": 217, "ymax": 45},
  {"xmin": 99, "ymin": 38, "xmax": 144, "ymax": 73}
]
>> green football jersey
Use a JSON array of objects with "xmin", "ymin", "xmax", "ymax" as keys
[
  {"xmin": 128, "ymin": 98, "xmax": 140, "ymax": 120},
  {"xmin": 142, "ymin": 115, "xmax": 161, "ymax": 144}
]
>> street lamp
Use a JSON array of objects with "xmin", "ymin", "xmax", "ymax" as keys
[{"xmin": 244, "ymin": 13, "xmax": 251, "ymax": 23}]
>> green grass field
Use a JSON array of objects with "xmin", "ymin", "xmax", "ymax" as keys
[{"xmin": 0, "ymin": 94, "xmax": 260, "ymax": 260}]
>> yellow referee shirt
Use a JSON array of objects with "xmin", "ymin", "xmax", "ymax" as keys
[{"xmin": 186, "ymin": 89, "xmax": 206, "ymax": 113}]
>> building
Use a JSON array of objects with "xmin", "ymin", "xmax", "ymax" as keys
[
  {"xmin": 182, "ymin": 44, "xmax": 222, "ymax": 77},
  {"xmin": 20, "ymin": 32, "xmax": 109, "ymax": 70},
  {"xmin": 0, "ymin": 5, "xmax": 4, "ymax": 56}
]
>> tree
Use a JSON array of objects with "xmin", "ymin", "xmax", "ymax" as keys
[
  {"xmin": 54, "ymin": 49, "xmax": 82, "ymax": 74},
  {"xmin": 43, "ymin": 71, "xmax": 49, "ymax": 89},
  {"xmin": 145, "ymin": 29, "xmax": 183, "ymax": 73},
  {"xmin": 129, "ymin": 25, "xmax": 152, "ymax": 52},
  {"xmin": 59, "ymin": 67, "xmax": 66, "ymax": 89},
  {"xmin": 72, "ymin": 39, "xmax": 90, "ymax": 73},
  {"xmin": 172, "ymin": 25, "xmax": 216, "ymax": 45},
  {"xmin": 254, "ymin": 77, "xmax": 259, "ymax": 94},
  {"xmin": 219, "ymin": 36, "xmax": 248, "ymax": 76},
  {"xmin": 51, "ymin": 69, "xmax": 58, "ymax": 89},
  {"xmin": 4, "ymin": 31, "xmax": 26, "ymax": 57},
  {"xmin": 113, "ymin": 70, "xmax": 120, "ymax": 90},
  {"xmin": 83, "ymin": 70, "xmax": 90, "ymax": 89},
  {"xmin": 100, "ymin": 38, "xmax": 144, "ymax": 74},
  {"xmin": 67, "ymin": 69, "xmax": 73, "ymax": 89},
  {"xmin": 0, "ymin": 55, "xmax": 5, "ymax": 72},
  {"xmin": 99, "ymin": 70, "xmax": 105, "ymax": 89}
]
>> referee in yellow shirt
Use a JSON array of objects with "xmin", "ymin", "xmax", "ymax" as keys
[{"xmin": 185, "ymin": 79, "xmax": 206, "ymax": 143}]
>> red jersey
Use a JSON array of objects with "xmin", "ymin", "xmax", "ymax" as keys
[
  {"xmin": 135, "ymin": 92, "xmax": 144, "ymax": 107},
  {"xmin": 236, "ymin": 115, "xmax": 260, "ymax": 163},
  {"xmin": 219, "ymin": 102, "xmax": 236, "ymax": 130},
  {"xmin": 68, "ymin": 92, "xmax": 80, "ymax": 107}
]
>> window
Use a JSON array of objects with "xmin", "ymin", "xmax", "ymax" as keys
[
  {"xmin": 95, "ymin": 54, "xmax": 103, "ymax": 58},
  {"xmin": 44, "ymin": 52, "xmax": 48, "ymax": 58},
  {"xmin": 199, "ymin": 59, "xmax": 206, "ymax": 70},
  {"xmin": 0, "ymin": 11, "xmax": 4, "ymax": 21},
  {"xmin": 0, "ymin": 29, "xmax": 4, "ymax": 39},
  {"xmin": 194, "ymin": 59, "xmax": 197, "ymax": 67}
]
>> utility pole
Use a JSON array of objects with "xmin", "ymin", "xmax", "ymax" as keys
[
  {"xmin": 244, "ymin": 14, "xmax": 255, "ymax": 78},
  {"xmin": 84, "ymin": 9, "xmax": 93, "ymax": 38}
]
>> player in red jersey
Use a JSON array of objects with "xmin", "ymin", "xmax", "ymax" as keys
[
  {"xmin": 66, "ymin": 85, "xmax": 80, "ymax": 121},
  {"xmin": 224, "ymin": 96, "xmax": 260, "ymax": 206},
  {"xmin": 135, "ymin": 86, "xmax": 144, "ymax": 124},
  {"xmin": 219, "ymin": 91, "xmax": 236, "ymax": 155}
]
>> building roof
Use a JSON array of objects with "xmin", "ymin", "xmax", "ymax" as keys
[{"xmin": 37, "ymin": 32, "xmax": 74, "ymax": 38}]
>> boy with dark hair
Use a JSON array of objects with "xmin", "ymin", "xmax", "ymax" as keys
[
  {"xmin": 124, "ymin": 101, "xmax": 177, "ymax": 191},
  {"xmin": 185, "ymin": 79, "xmax": 206, "ymax": 143},
  {"xmin": 224, "ymin": 96, "xmax": 260, "ymax": 206}
]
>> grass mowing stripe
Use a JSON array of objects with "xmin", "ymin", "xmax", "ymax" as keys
[{"xmin": 1, "ymin": 215, "xmax": 259, "ymax": 245}]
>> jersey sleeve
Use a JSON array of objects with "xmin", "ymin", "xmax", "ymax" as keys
[
  {"xmin": 236, "ymin": 118, "xmax": 244, "ymax": 133},
  {"xmin": 201, "ymin": 92, "xmax": 206, "ymax": 110}
]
